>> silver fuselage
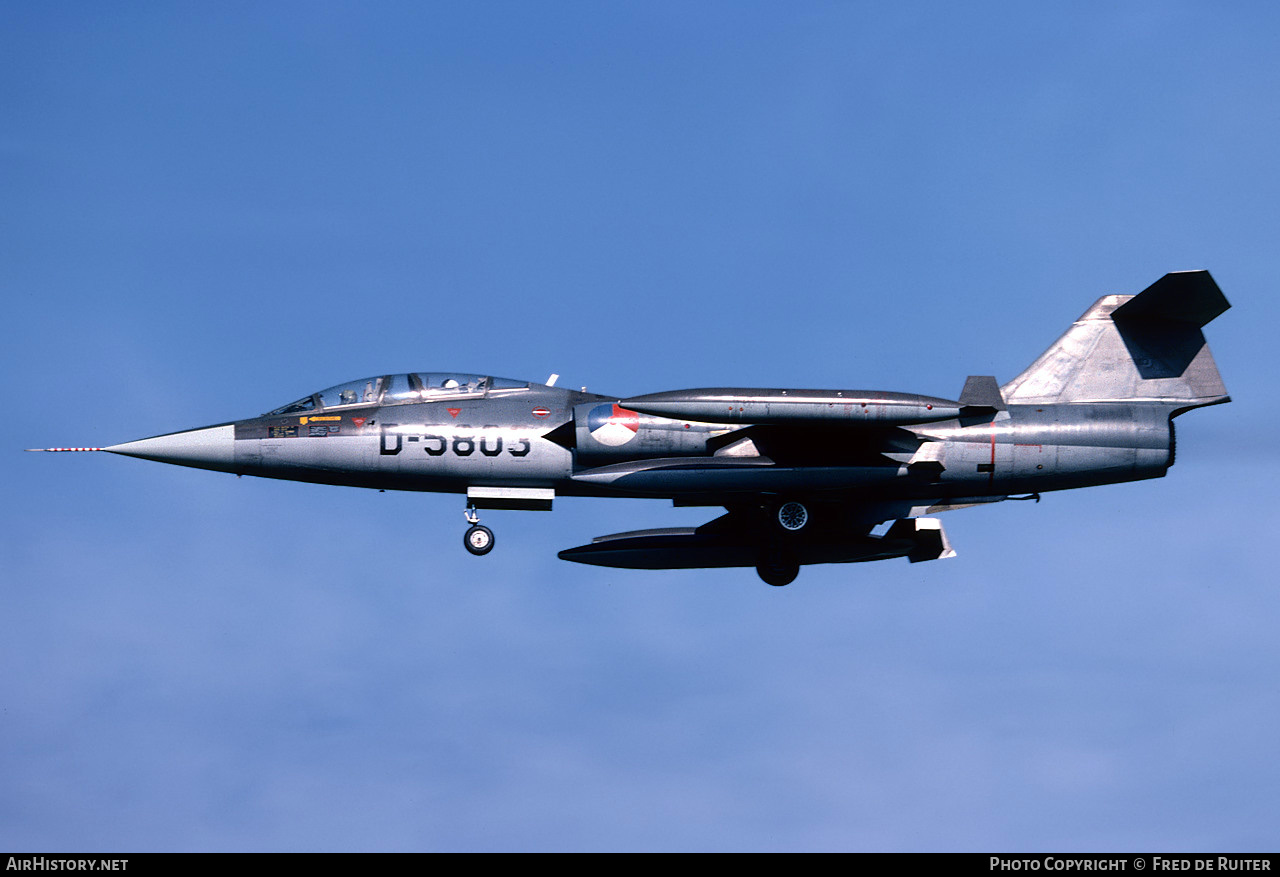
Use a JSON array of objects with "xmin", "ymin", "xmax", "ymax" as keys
[{"xmin": 107, "ymin": 389, "xmax": 1190, "ymax": 513}]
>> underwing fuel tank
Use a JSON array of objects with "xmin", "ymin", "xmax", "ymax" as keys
[
  {"xmin": 557, "ymin": 517, "xmax": 956, "ymax": 570},
  {"xmin": 620, "ymin": 389, "xmax": 965, "ymax": 426}
]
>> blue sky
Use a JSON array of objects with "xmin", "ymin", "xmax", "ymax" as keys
[{"xmin": 3, "ymin": 2, "xmax": 1277, "ymax": 851}]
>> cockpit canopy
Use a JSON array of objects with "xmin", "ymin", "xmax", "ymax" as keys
[{"xmin": 266, "ymin": 373, "xmax": 531, "ymax": 416}]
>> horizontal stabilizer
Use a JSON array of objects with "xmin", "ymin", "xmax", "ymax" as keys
[{"xmin": 1111, "ymin": 270, "xmax": 1229, "ymax": 327}]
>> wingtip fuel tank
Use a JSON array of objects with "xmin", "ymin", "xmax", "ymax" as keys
[{"xmin": 620, "ymin": 389, "xmax": 966, "ymax": 426}]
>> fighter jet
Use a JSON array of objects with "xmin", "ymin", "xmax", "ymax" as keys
[{"xmin": 32, "ymin": 271, "xmax": 1230, "ymax": 585}]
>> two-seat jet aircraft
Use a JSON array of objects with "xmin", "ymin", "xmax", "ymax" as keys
[{"xmin": 33, "ymin": 271, "xmax": 1230, "ymax": 585}]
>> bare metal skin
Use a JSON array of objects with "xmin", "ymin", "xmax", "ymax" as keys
[{"xmin": 33, "ymin": 272, "xmax": 1229, "ymax": 586}]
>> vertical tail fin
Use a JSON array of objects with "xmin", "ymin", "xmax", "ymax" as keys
[{"xmin": 1000, "ymin": 271, "xmax": 1230, "ymax": 407}]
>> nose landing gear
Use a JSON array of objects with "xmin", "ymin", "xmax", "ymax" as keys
[{"xmin": 463, "ymin": 503, "xmax": 495, "ymax": 556}]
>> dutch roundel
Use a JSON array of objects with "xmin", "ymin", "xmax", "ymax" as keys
[{"xmin": 587, "ymin": 403, "xmax": 640, "ymax": 447}]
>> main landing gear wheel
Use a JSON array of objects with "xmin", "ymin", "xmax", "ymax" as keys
[
  {"xmin": 756, "ymin": 548, "xmax": 800, "ymax": 586},
  {"xmin": 464, "ymin": 524, "xmax": 495, "ymax": 556},
  {"xmin": 776, "ymin": 500, "xmax": 809, "ymax": 532}
]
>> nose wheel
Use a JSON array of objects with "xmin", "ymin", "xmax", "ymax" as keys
[
  {"xmin": 463, "ymin": 503, "xmax": 495, "ymax": 556},
  {"xmin": 464, "ymin": 524, "xmax": 495, "ymax": 555}
]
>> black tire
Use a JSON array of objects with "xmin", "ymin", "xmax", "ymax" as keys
[
  {"xmin": 464, "ymin": 524, "xmax": 495, "ymax": 556},
  {"xmin": 756, "ymin": 548, "xmax": 799, "ymax": 586}
]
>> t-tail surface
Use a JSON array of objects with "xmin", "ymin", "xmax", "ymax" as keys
[
  {"xmin": 1000, "ymin": 270, "xmax": 1229, "ymax": 407},
  {"xmin": 32, "ymin": 271, "xmax": 1229, "ymax": 585}
]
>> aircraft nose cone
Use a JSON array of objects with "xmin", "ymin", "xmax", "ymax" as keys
[{"xmin": 103, "ymin": 423, "xmax": 236, "ymax": 472}]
